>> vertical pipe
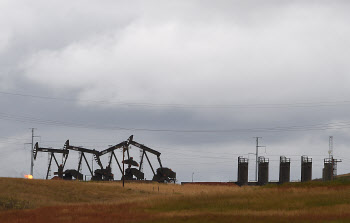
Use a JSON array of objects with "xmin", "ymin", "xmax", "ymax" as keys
[
  {"xmin": 123, "ymin": 146, "xmax": 125, "ymax": 187},
  {"xmin": 31, "ymin": 128, "xmax": 34, "ymax": 176},
  {"xmin": 92, "ymin": 154, "xmax": 94, "ymax": 174},
  {"xmin": 237, "ymin": 157, "xmax": 239, "ymax": 182},
  {"xmin": 256, "ymin": 138, "xmax": 258, "ymax": 182}
]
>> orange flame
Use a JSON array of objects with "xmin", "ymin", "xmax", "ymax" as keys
[{"xmin": 24, "ymin": 174, "xmax": 33, "ymax": 179}]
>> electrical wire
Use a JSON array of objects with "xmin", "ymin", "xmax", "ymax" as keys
[
  {"xmin": 1, "ymin": 133, "xmax": 343, "ymax": 162},
  {"xmin": 2, "ymin": 111, "xmax": 350, "ymax": 133},
  {"xmin": 2, "ymin": 90, "xmax": 350, "ymax": 109}
]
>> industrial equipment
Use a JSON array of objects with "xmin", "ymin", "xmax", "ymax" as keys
[
  {"xmin": 64, "ymin": 140, "xmax": 103, "ymax": 180},
  {"xmin": 96, "ymin": 141, "xmax": 128, "ymax": 181},
  {"xmin": 34, "ymin": 135, "xmax": 176, "ymax": 183},
  {"xmin": 301, "ymin": 156, "xmax": 312, "ymax": 182},
  {"xmin": 279, "ymin": 156, "xmax": 290, "ymax": 184},
  {"xmin": 127, "ymin": 135, "xmax": 176, "ymax": 183},
  {"xmin": 258, "ymin": 156, "xmax": 269, "ymax": 185},
  {"xmin": 323, "ymin": 157, "xmax": 342, "ymax": 181},
  {"xmin": 237, "ymin": 156, "xmax": 248, "ymax": 186},
  {"xmin": 33, "ymin": 142, "xmax": 69, "ymax": 179},
  {"xmin": 62, "ymin": 169, "xmax": 83, "ymax": 180},
  {"xmin": 92, "ymin": 166, "xmax": 113, "ymax": 181}
]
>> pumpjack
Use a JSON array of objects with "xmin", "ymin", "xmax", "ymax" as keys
[
  {"xmin": 96, "ymin": 141, "xmax": 144, "ymax": 180},
  {"xmin": 33, "ymin": 142, "xmax": 69, "ymax": 179},
  {"xmin": 96, "ymin": 135, "xmax": 176, "ymax": 182},
  {"xmin": 34, "ymin": 135, "xmax": 176, "ymax": 183},
  {"xmin": 64, "ymin": 140, "xmax": 105, "ymax": 180},
  {"xmin": 95, "ymin": 141, "xmax": 127, "ymax": 181},
  {"xmin": 127, "ymin": 135, "xmax": 176, "ymax": 183}
]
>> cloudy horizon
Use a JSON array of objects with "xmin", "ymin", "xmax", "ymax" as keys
[{"xmin": 1, "ymin": 0, "xmax": 350, "ymax": 182}]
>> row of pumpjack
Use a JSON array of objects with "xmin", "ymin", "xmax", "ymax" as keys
[{"xmin": 33, "ymin": 135, "xmax": 176, "ymax": 183}]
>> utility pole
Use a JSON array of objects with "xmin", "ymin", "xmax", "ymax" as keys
[
  {"xmin": 91, "ymin": 154, "xmax": 94, "ymax": 174},
  {"xmin": 30, "ymin": 128, "xmax": 39, "ymax": 176},
  {"xmin": 122, "ymin": 146, "xmax": 125, "ymax": 188},
  {"xmin": 254, "ymin": 137, "xmax": 265, "ymax": 182},
  {"xmin": 31, "ymin": 128, "xmax": 34, "ymax": 176},
  {"xmin": 192, "ymin": 172, "xmax": 194, "ymax": 182}
]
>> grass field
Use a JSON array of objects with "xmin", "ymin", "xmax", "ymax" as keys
[{"xmin": 0, "ymin": 177, "xmax": 350, "ymax": 223}]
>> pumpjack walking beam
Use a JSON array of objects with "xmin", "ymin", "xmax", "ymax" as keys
[
  {"xmin": 64, "ymin": 140, "xmax": 103, "ymax": 177},
  {"xmin": 33, "ymin": 142, "xmax": 69, "ymax": 179}
]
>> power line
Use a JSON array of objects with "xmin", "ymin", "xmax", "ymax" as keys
[
  {"xmin": 2, "ymin": 90, "xmax": 350, "ymax": 109},
  {"xmin": 3, "ymin": 111, "xmax": 350, "ymax": 133},
  {"xmin": 33, "ymin": 139, "xmax": 340, "ymax": 158},
  {"xmin": 0, "ymin": 136, "xmax": 29, "ymax": 140}
]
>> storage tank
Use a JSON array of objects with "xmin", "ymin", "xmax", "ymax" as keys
[
  {"xmin": 237, "ymin": 156, "xmax": 248, "ymax": 185},
  {"xmin": 301, "ymin": 156, "xmax": 312, "ymax": 182},
  {"xmin": 258, "ymin": 156, "xmax": 269, "ymax": 185},
  {"xmin": 279, "ymin": 156, "xmax": 290, "ymax": 184}
]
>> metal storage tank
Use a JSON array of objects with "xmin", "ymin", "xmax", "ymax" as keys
[
  {"xmin": 279, "ymin": 156, "xmax": 290, "ymax": 184},
  {"xmin": 323, "ymin": 158, "xmax": 342, "ymax": 181},
  {"xmin": 237, "ymin": 156, "xmax": 248, "ymax": 185},
  {"xmin": 258, "ymin": 156, "xmax": 269, "ymax": 185},
  {"xmin": 322, "ymin": 158, "xmax": 333, "ymax": 181},
  {"xmin": 301, "ymin": 156, "xmax": 312, "ymax": 182}
]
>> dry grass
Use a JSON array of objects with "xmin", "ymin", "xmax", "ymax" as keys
[{"xmin": 0, "ymin": 177, "xmax": 350, "ymax": 222}]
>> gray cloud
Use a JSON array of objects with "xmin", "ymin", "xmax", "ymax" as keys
[{"xmin": 0, "ymin": 1, "xmax": 350, "ymax": 182}]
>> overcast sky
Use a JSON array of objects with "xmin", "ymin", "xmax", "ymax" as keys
[{"xmin": 1, "ymin": 0, "xmax": 350, "ymax": 182}]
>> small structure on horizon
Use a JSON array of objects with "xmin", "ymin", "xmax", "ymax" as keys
[
  {"xmin": 258, "ymin": 156, "xmax": 269, "ymax": 185},
  {"xmin": 301, "ymin": 156, "xmax": 312, "ymax": 182},
  {"xmin": 237, "ymin": 156, "xmax": 248, "ymax": 185},
  {"xmin": 279, "ymin": 156, "xmax": 290, "ymax": 184},
  {"xmin": 323, "ymin": 157, "xmax": 342, "ymax": 181}
]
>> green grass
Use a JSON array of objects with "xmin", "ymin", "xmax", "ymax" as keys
[
  {"xmin": 0, "ymin": 197, "xmax": 31, "ymax": 211},
  {"xmin": 264, "ymin": 175, "xmax": 350, "ymax": 189},
  {"xmin": 148, "ymin": 187, "xmax": 350, "ymax": 212}
]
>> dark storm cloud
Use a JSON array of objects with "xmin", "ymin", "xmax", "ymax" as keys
[{"xmin": 0, "ymin": 0, "xmax": 350, "ymax": 182}]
